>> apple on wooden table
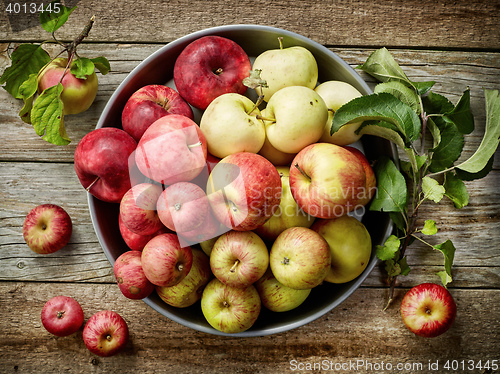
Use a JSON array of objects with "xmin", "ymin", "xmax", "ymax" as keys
[
  {"xmin": 113, "ymin": 250, "xmax": 155, "ymax": 300},
  {"xmin": 23, "ymin": 203, "xmax": 72, "ymax": 254},
  {"xmin": 83, "ymin": 310, "xmax": 129, "ymax": 357},
  {"xmin": 41, "ymin": 296, "xmax": 84, "ymax": 337}
]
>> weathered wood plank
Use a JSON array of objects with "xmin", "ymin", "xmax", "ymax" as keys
[
  {"xmin": 0, "ymin": 283, "xmax": 498, "ymax": 373},
  {"xmin": 1, "ymin": 0, "xmax": 499, "ymax": 49},
  {"xmin": 1, "ymin": 45, "xmax": 499, "ymax": 165}
]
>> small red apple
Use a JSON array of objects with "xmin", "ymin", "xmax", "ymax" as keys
[
  {"xmin": 114, "ymin": 250, "xmax": 155, "ymax": 299},
  {"xmin": 121, "ymin": 84, "xmax": 194, "ymax": 142},
  {"xmin": 41, "ymin": 296, "xmax": 84, "ymax": 337},
  {"xmin": 37, "ymin": 57, "xmax": 98, "ymax": 115},
  {"xmin": 400, "ymin": 283, "xmax": 457, "ymax": 338},
  {"xmin": 74, "ymin": 127, "xmax": 137, "ymax": 203},
  {"xmin": 173, "ymin": 35, "xmax": 251, "ymax": 110},
  {"xmin": 23, "ymin": 204, "xmax": 72, "ymax": 254},
  {"xmin": 118, "ymin": 214, "xmax": 168, "ymax": 251},
  {"xmin": 82, "ymin": 310, "xmax": 129, "ymax": 357}
]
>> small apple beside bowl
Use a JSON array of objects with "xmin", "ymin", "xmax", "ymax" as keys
[{"xmin": 89, "ymin": 25, "xmax": 397, "ymax": 337}]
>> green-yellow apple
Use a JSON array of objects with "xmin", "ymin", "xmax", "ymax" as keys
[
  {"xmin": 257, "ymin": 110, "xmax": 296, "ymax": 166},
  {"xmin": 269, "ymin": 227, "xmax": 331, "ymax": 290},
  {"xmin": 37, "ymin": 57, "xmax": 98, "ymax": 115},
  {"xmin": 251, "ymin": 41, "xmax": 318, "ymax": 102},
  {"xmin": 254, "ymin": 267, "xmax": 311, "ymax": 312},
  {"xmin": 156, "ymin": 249, "xmax": 212, "ymax": 308},
  {"xmin": 254, "ymin": 166, "xmax": 315, "ymax": 242},
  {"xmin": 311, "ymin": 215, "xmax": 372, "ymax": 284},
  {"xmin": 289, "ymin": 143, "xmax": 367, "ymax": 218},
  {"xmin": 201, "ymin": 278, "xmax": 261, "ymax": 334},
  {"xmin": 263, "ymin": 86, "xmax": 328, "ymax": 154},
  {"xmin": 200, "ymin": 93, "xmax": 265, "ymax": 158},
  {"xmin": 210, "ymin": 230, "xmax": 269, "ymax": 288},
  {"xmin": 314, "ymin": 81, "xmax": 363, "ymax": 145}
]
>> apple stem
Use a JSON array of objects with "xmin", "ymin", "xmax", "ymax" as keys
[
  {"xmin": 229, "ymin": 260, "xmax": 239, "ymax": 273},
  {"xmin": 66, "ymin": 15, "xmax": 95, "ymax": 58},
  {"xmin": 328, "ymin": 108, "xmax": 335, "ymax": 114},
  {"xmin": 281, "ymin": 257, "xmax": 290, "ymax": 265},
  {"xmin": 177, "ymin": 263, "xmax": 184, "ymax": 272},
  {"xmin": 187, "ymin": 141, "xmax": 202, "ymax": 149},
  {"xmin": 174, "ymin": 203, "xmax": 182, "ymax": 211},
  {"xmin": 278, "ymin": 36, "xmax": 284, "ymax": 50},
  {"xmin": 86, "ymin": 176, "xmax": 100, "ymax": 192},
  {"xmin": 256, "ymin": 115, "xmax": 276, "ymax": 123},
  {"xmin": 213, "ymin": 67, "xmax": 223, "ymax": 76},
  {"xmin": 293, "ymin": 162, "xmax": 310, "ymax": 180},
  {"xmin": 57, "ymin": 311, "xmax": 65, "ymax": 319}
]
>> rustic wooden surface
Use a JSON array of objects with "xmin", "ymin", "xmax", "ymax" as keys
[{"xmin": 1, "ymin": 1, "xmax": 499, "ymax": 373}]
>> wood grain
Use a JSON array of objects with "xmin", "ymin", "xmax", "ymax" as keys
[{"xmin": 1, "ymin": 0, "xmax": 499, "ymax": 49}]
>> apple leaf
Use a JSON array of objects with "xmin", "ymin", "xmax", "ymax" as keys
[
  {"xmin": 356, "ymin": 47, "xmax": 412, "ymax": 85},
  {"xmin": 370, "ymin": 156, "xmax": 408, "ymax": 213},
  {"xmin": 31, "ymin": 84, "xmax": 70, "ymax": 145},
  {"xmin": 91, "ymin": 57, "xmax": 111, "ymax": 75},
  {"xmin": 412, "ymin": 81, "xmax": 435, "ymax": 96},
  {"xmin": 18, "ymin": 73, "xmax": 39, "ymax": 124},
  {"xmin": 455, "ymin": 89, "xmax": 500, "ymax": 174},
  {"xmin": 374, "ymin": 80, "xmax": 421, "ymax": 114},
  {"xmin": 444, "ymin": 172, "xmax": 469, "ymax": 208},
  {"xmin": 398, "ymin": 256, "xmax": 411, "ymax": 276},
  {"xmin": 422, "ymin": 176, "xmax": 445, "ymax": 203},
  {"xmin": 433, "ymin": 240, "xmax": 456, "ymax": 287},
  {"xmin": 443, "ymin": 87, "xmax": 474, "ymax": 135},
  {"xmin": 421, "ymin": 220, "xmax": 438, "ymax": 235},
  {"xmin": 376, "ymin": 234, "xmax": 401, "ymax": 261},
  {"xmin": 332, "ymin": 93, "xmax": 421, "ymax": 142},
  {"xmin": 0, "ymin": 44, "xmax": 50, "ymax": 99},
  {"xmin": 40, "ymin": 0, "xmax": 77, "ymax": 34},
  {"xmin": 70, "ymin": 57, "xmax": 96, "ymax": 79},
  {"xmin": 243, "ymin": 69, "xmax": 268, "ymax": 89}
]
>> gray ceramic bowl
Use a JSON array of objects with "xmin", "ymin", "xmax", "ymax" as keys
[{"xmin": 90, "ymin": 25, "xmax": 396, "ymax": 337}]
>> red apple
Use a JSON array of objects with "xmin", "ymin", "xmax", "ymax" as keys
[
  {"xmin": 23, "ymin": 204, "xmax": 72, "ymax": 254},
  {"xmin": 74, "ymin": 127, "xmax": 137, "ymax": 203},
  {"xmin": 114, "ymin": 250, "xmax": 155, "ymax": 299},
  {"xmin": 37, "ymin": 57, "xmax": 98, "ymax": 115},
  {"xmin": 289, "ymin": 142, "xmax": 366, "ymax": 218},
  {"xmin": 156, "ymin": 181, "xmax": 210, "ymax": 233},
  {"xmin": 343, "ymin": 146, "xmax": 377, "ymax": 207},
  {"xmin": 121, "ymin": 84, "xmax": 194, "ymax": 142},
  {"xmin": 189, "ymin": 152, "xmax": 221, "ymax": 188},
  {"xmin": 83, "ymin": 310, "xmax": 129, "ymax": 357},
  {"xmin": 135, "ymin": 114, "xmax": 208, "ymax": 186},
  {"xmin": 206, "ymin": 152, "xmax": 282, "ymax": 231},
  {"xmin": 177, "ymin": 209, "xmax": 227, "ymax": 247},
  {"xmin": 210, "ymin": 231, "xmax": 269, "ymax": 288},
  {"xmin": 156, "ymin": 249, "xmax": 212, "ymax": 308},
  {"xmin": 41, "ymin": 296, "xmax": 84, "ymax": 337},
  {"xmin": 173, "ymin": 35, "xmax": 251, "ymax": 110},
  {"xmin": 141, "ymin": 233, "xmax": 193, "ymax": 287},
  {"xmin": 400, "ymin": 283, "xmax": 457, "ymax": 338},
  {"xmin": 119, "ymin": 183, "xmax": 164, "ymax": 236}
]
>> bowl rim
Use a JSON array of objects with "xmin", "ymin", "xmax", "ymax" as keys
[{"xmin": 89, "ymin": 24, "xmax": 396, "ymax": 337}]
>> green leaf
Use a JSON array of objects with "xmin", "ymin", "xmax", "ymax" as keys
[
  {"xmin": 384, "ymin": 259, "xmax": 401, "ymax": 277},
  {"xmin": 426, "ymin": 117, "xmax": 441, "ymax": 148},
  {"xmin": 356, "ymin": 47, "xmax": 411, "ymax": 85},
  {"xmin": 0, "ymin": 44, "xmax": 50, "ymax": 99},
  {"xmin": 370, "ymin": 156, "xmax": 408, "ymax": 213},
  {"xmin": 455, "ymin": 89, "xmax": 500, "ymax": 174},
  {"xmin": 376, "ymin": 235, "xmax": 401, "ymax": 261},
  {"xmin": 443, "ymin": 87, "xmax": 474, "ymax": 134},
  {"xmin": 18, "ymin": 73, "xmax": 38, "ymax": 124},
  {"xmin": 443, "ymin": 172, "xmax": 469, "ymax": 208},
  {"xmin": 91, "ymin": 57, "xmax": 111, "ymax": 75},
  {"xmin": 412, "ymin": 81, "xmax": 435, "ymax": 96},
  {"xmin": 428, "ymin": 121, "xmax": 464, "ymax": 172},
  {"xmin": 70, "ymin": 57, "xmax": 95, "ymax": 79},
  {"xmin": 374, "ymin": 81, "xmax": 421, "ymax": 114},
  {"xmin": 40, "ymin": 0, "xmax": 77, "ymax": 34},
  {"xmin": 398, "ymin": 256, "xmax": 411, "ymax": 276},
  {"xmin": 422, "ymin": 176, "xmax": 445, "ymax": 203},
  {"xmin": 389, "ymin": 212, "xmax": 406, "ymax": 231},
  {"xmin": 332, "ymin": 93, "xmax": 421, "ymax": 142},
  {"xmin": 455, "ymin": 155, "xmax": 494, "ymax": 181},
  {"xmin": 421, "ymin": 220, "xmax": 438, "ymax": 235},
  {"xmin": 31, "ymin": 84, "xmax": 70, "ymax": 145},
  {"xmin": 433, "ymin": 240, "xmax": 456, "ymax": 287}
]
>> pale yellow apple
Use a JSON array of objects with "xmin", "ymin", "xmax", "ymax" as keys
[
  {"xmin": 200, "ymin": 93, "xmax": 265, "ymax": 158},
  {"xmin": 264, "ymin": 86, "xmax": 328, "ymax": 154},
  {"xmin": 257, "ymin": 109, "xmax": 296, "ymax": 166},
  {"xmin": 252, "ymin": 44, "xmax": 318, "ymax": 102},
  {"xmin": 254, "ymin": 166, "xmax": 315, "ymax": 241},
  {"xmin": 311, "ymin": 215, "xmax": 372, "ymax": 284},
  {"xmin": 314, "ymin": 81, "xmax": 363, "ymax": 145}
]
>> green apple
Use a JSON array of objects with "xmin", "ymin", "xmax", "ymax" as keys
[
  {"xmin": 156, "ymin": 249, "xmax": 212, "ymax": 308},
  {"xmin": 257, "ymin": 110, "xmax": 296, "ymax": 166},
  {"xmin": 199, "ymin": 235, "xmax": 221, "ymax": 257},
  {"xmin": 314, "ymin": 81, "xmax": 363, "ymax": 145},
  {"xmin": 269, "ymin": 226, "xmax": 331, "ymax": 290},
  {"xmin": 201, "ymin": 278, "xmax": 261, "ymax": 333},
  {"xmin": 200, "ymin": 93, "xmax": 265, "ymax": 158},
  {"xmin": 263, "ymin": 86, "xmax": 328, "ymax": 154},
  {"xmin": 254, "ymin": 166, "xmax": 315, "ymax": 242},
  {"xmin": 311, "ymin": 215, "xmax": 372, "ymax": 284},
  {"xmin": 252, "ymin": 40, "xmax": 318, "ymax": 102},
  {"xmin": 254, "ymin": 267, "xmax": 311, "ymax": 312}
]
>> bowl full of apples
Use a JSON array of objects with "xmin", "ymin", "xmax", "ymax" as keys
[{"xmin": 80, "ymin": 25, "xmax": 397, "ymax": 336}]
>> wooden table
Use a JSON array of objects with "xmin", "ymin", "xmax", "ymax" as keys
[{"xmin": 1, "ymin": 1, "xmax": 499, "ymax": 372}]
